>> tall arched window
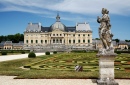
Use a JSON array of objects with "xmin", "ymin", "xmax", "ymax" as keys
[
  {"xmin": 26, "ymin": 40, "xmax": 28, "ymax": 43},
  {"xmin": 36, "ymin": 40, "xmax": 38, "ymax": 43},
  {"xmin": 69, "ymin": 40, "xmax": 71, "ymax": 43},
  {"xmin": 88, "ymin": 40, "xmax": 90, "ymax": 43},
  {"xmin": 45, "ymin": 40, "xmax": 47, "ymax": 44},
  {"xmin": 31, "ymin": 40, "xmax": 33, "ymax": 43},
  {"xmin": 41, "ymin": 40, "xmax": 43, "ymax": 43}
]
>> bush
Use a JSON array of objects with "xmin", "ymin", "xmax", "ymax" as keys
[
  {"xmin": 1, "ymin": 51, "xmax": 7, "ymax": 55},
  {"xmin": 45, "ymin": 51, "xmax": 50, "ymax": 55},
  {"xmin": 28, "ymin": 52, "xmax": 36, "ymax": 58},
  {"xmin": 115, "ymin": 51, "xmax": 121, "ymax": 54},
  {"xmin": 21, "ymin": 51, "xmax": 25, "ymax": 54},
  {"xmin": 71, "ymin": 50, "xmax": 86, "ymax": 53},
  {"xmin": 11, "ymin": 50, "xmax": 14, "ymax": 53},
  {"xmin": 53, "ymin": 51, "xmax": 57, "ymax": 54}
]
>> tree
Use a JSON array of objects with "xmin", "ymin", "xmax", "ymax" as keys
[
  {"xmin": 114, "ymin": 39, "xmax": 120, "ymax": 43},
  {"xmin": 95, "ymin": 38, "xmax": 100, "ymax": 40},
  {"xmin": 0, "ymin": 33, "xmax": 24, "ymax": 43}
]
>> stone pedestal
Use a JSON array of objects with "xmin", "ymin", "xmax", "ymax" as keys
[{"xmin": 97, "ymin": 54, "xmax": 119, "ymax": 85}]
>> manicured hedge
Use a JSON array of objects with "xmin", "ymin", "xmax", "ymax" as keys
[
  {"xmin": 71, "ymin": 50, "xmax": 86, "ymax": 53},
  {"xmin": 53, "ymin": 51, "xmax": 57, "ymax": 54},
  {"xmin": 21, "ymin": 51, "xmax": 25, "ymax": 54},
  {"xmin": 0, "ymin": 50, "xmax": 30, "ymax": 53},
  {"xmin": 46, "ymin": 51, "xmax": 50, "ymax": 55},
  {"xmin": 1, "ymin": 51, "xmax": 7, "ymax": 55},
  {"xmin": 28, "ymin": 52, "xmax": 36, "ymax": 58},
  {"xmin": 115, "ymin": 51, "xmax": 130, "ymax": 54}
]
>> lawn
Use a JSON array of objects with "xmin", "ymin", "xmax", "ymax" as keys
[{"xmin": 0, "ymin": 52, "xmax": 130, "ymax": 79}]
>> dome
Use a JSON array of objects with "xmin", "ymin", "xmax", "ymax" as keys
[
  {"xmin": 51, "ymin": 22, "xmax": 65, "ymax": 31},
  {"xmin": 51, "ymin": 13, "xmax": 66, "ymax": 31}
]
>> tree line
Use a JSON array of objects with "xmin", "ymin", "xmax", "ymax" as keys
[{"xmin": 0, "ymin": 33, "xmax": 24, "ymax": 43}]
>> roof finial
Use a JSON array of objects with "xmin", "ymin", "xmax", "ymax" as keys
[{"xmin": 56, "ymin": 11, "xmax": 60, "ymax": 22}]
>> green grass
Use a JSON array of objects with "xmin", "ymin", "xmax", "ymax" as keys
[{"xmin": 0, "ymin": 52, "xmax": 130, "ymax": 79}]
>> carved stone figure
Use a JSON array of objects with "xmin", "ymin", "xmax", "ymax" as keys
[{"xmin": 97, "ymin": 8, "xmax": 114, "ymax": 54}]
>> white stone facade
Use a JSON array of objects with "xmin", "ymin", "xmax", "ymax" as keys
[{"xmin": 24, "ymin": 14, "xmax": 92, "ymax": 51}]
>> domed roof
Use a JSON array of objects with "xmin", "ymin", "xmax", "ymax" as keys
[{"xmin": 51, "ymin": 13, "xmax": 65, "ymax": 31}]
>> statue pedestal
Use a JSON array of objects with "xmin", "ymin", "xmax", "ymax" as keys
[{"xmin": 97, "ymin": 54, "xmax": 119, "ymax": 85}]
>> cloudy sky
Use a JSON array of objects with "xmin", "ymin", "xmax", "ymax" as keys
[{"xmin": 0, "ymin": 0, "xmax": 130, "ymax": 40}]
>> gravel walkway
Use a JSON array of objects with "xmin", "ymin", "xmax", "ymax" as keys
[
  {"xmin": 0, "ymin": 53, "xmax": 46, "ymax": 62},
  {"xmin": 0, "ymin": 76, "xmax": 130, "ymax": 85}
]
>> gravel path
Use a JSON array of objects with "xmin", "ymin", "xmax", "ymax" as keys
[
  {"xmin": 0, "ymin": 53, "xmax": 47, "ymax": 62},
  {"xmin": 0, "ymin": 76, "xmax": 130, "ymax": 85}
]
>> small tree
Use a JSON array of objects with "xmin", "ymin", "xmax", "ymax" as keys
[
  {"xmin": 1, "ymin": 51, "xmax": 7, "ymax": 55},
  {"xmin": 28, "ymin": 52, "xmax": 36, "ymax": 58},
  {"xmin": 46, "ymin": 51, "xmax": 50, "ymax": 55}
]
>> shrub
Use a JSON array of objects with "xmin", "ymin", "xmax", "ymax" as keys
[
  {"xmin": 53, "ymin": 51, "xmax": 57, "ymax": 54},
  {"xmin": 21, "ymin": 51, "xmax": 25, "ymax": 54},
  {"xmin": 28, "ymin": 52, "xmax": 36, "ymax": 58},
  {"xmin": 1, "ymin": 51, "xmax": 7, "ymax": 55},
  {"xmin": 11, "ymin": 50, "xmax": 14, "ymax": 53},
  {"xmin": 116, "ymin": 51, "xmax": 121, "ymax": 54},
  {"xmin": 45, "ymin": 51, "xmax": 50, "ymax": 55},
  {"xmin": 71, "ymin": 50, "xmax": 86, "ymax": 53}
]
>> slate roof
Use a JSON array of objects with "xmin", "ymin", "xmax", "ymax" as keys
[
  {"xmin": 66, "ymin": 27, "xmax": 76, "ymax": 32},
  {"xmin": 76, "ymin": 22, "xmax": 91, "ymax": 31},
  {"xmin": 26, "ymin": 23, "xmax": 41, "ymax": 32},
  {"xmin": 41, "ymin": 27, "xmax": 50, "ymax": 32},
  {"xmin": 119, "ymin": 41, "xmax": 128, "ymax": 45}
]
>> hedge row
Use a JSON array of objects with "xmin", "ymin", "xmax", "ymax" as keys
[
  {"xmin": 0, "ymin": 50, "xmax": 30, "ymax": 53},
  {"xmin": 71, "ymin": 50, "xmax": 98, "ymax": 53},
  {"xmin": 115, "ymin": 51, "xmax": 130, "ymax": 54}
]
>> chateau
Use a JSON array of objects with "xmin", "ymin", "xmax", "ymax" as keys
[{"xmin": 23, "ymin": 14, "xmax": 93, "ymax": 51}]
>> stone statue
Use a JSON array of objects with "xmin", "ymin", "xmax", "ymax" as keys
[{"xmin": 97, "ymin": 8, "xmax": 114, "ymax": 54}]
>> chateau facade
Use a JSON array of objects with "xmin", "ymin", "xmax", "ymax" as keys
[{"xmin": 24, "ymin": 14, "xmax": 92, "ymax": 51}]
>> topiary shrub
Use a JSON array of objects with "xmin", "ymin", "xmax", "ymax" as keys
[
  {"xmin": 53, "ymin": 51, "xmax": 57, "ymax": 54},
  {"xmin": 21, "ymin": 51, "xmax": 25, "ymax": 54},
  {"xmin": 28, "ymin": 52, "xmax": 36, "ymax": 58},
  {"xmin": 1, "ymin": 51, "xmax": 7, "ymax": 55},
  {"xmin": 45, "ymin": 51, "xmax": 50, "ymax": 55}
]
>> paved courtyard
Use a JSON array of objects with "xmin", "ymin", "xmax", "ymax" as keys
[{"xmin": 0, "ymin": 53, "xmax": 130, "ymax": 85}]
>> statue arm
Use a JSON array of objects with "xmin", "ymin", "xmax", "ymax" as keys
[{"xmin": 97, "ymin": 16, "xmax": 101, "ymax": 23}]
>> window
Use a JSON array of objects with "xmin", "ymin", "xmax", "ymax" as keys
[
  {"xmin": 36, "ymin": 40, "xmax": 38, "ymax": 43},
  {"xmin": 73, "ymin": 34, "xmax": 75, "ymax": 37},
  {"xmin": 26, "ymin": 40, "xmax": 28, "ymax": 43},
  {"xmin": 41, "ymin": 40, "xmax": 43, "ymax": 43},
  {"xmin": 57, "ymin": 34, "xmax": 58, "ymax": 36},
  {"xmin": 73, "ymin": 40, "xmax": 75, "ymax": 43},
  {"xmin": 60, "ymin": 34, "xmax": 62, "ymax": 36},
  {"xmin": 56, "ymin": 39, "xmax": 58, "ymax": 43},
  {"xmin": 83, "ymin": 40, "xmax": 85, "ymax": 43},
  {"xmin": 78, "ymin": 40, "xmax": 80, "ymax": 43},
  {"xmin": 60, "ymin": 39, "xmax": 62, "ymax": 43},
  {"xmin": 45, "ymin": 40, "xmax": 47, "ymax": 44},
  {"xmin": 69, "ymin": 40, "xmax": 71, "ymax": 43},
  {"xmin": 88, "ymin": 34, "xmax": 90, "ymax": 36},
  {"xmin": 83, "ymin": 34, "xmax": 85, "ymax": 36},
  {"xmin": 31, "ymin": 40, "xmax": 33, "ymax": 43},
  {"xmin": 88, "ymin": 40, "xmax": 90, "ymax": 43},
  {"xmin": 53, "ymin": 34, "xmax": 55, "ymax": 36},
  {"xmin": 53, "ymin": 39, "xmax": 55, "ymax": 43},
  {"xmin": 78, "ymin": 34, "xmax": 80, "ymax": 36}
]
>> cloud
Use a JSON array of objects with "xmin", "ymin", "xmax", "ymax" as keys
[{"xmin": 0, "ymin": 0, "xmax": 130, "ymax": 21}]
